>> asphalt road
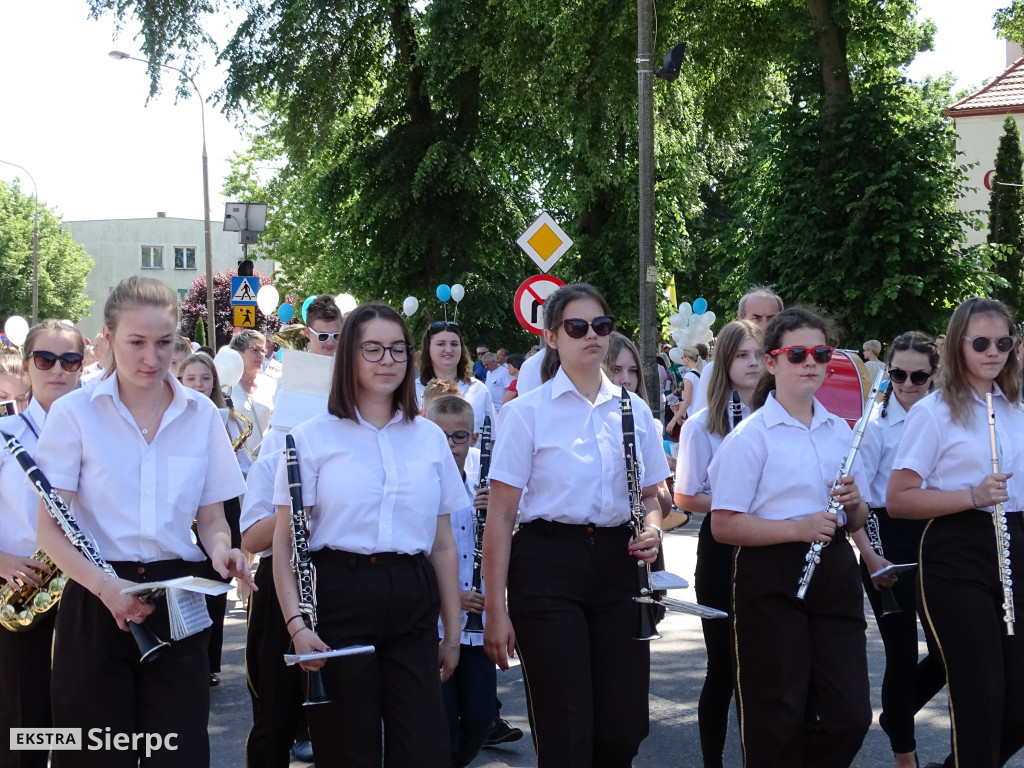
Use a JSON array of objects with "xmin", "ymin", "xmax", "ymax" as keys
[{"xmin": 209, "ymin": 515, "xmax": 1024, "ymax": 768}]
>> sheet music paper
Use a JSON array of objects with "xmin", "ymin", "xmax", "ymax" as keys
[
  {"xmin": 870, "ymin": 563, "xmax": 918, "ymax": 579},
  {"xmin": 283, "ymin": 645, "xmax": 376, "ymax": 666},
  {"xmin": 650, "ymin": 570, "xmax": 689, "ymax": 590}
]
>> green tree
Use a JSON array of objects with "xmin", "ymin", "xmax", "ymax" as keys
[
  {"xmin": 987, "ymin": 115, "xmax": 1024, "ymax": 316},
  {"xmin": 194, "ymin": 316, "xmax": 207, "ymax": 347},
  {"xmin": 0, "ymin": 179, "xmax": 93, "ymax": 323}
]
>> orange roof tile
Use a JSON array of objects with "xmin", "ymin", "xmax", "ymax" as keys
[{"xmin": 945, "ymin": 55, "xmax": 1024, "ymax": 118}]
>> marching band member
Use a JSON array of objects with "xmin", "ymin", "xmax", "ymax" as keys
[
  {"xmin": 416, "ymin": 320, "xmax": 496, "ymax": 435},
  {"xmin": 0, "ymin": 352, "xmax": 29, "ymax": 413},
  {"xmin": 35, "ymin": 276, "xmax": 254, "ymax": 768},
  {"xmin": 888, "ymin": 298, "xmax": 1024, "ymax": 768},
  {"xmin": 483, "ymin": 283, "xmax": 669, "ymax": 768},
  {"xmin": 0, "ymin": 320, "xmax": 84, "ymax": 768},
  {"xmin": 272, "ymin": 302, "xmax": 463, "ymax": 767},
  {"xmin": 709, "ymin": 307, "xmax": 871, "ymax": 768},
  {"xmin": 229, "ymin": 329, "xmax": 277, "ymax": 460}
]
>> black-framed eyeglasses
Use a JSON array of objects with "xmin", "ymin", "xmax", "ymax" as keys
[
  {"xmin": 360, "ymin": 342, "xmax": 412, "ymax": 363},
  {"xmin": 443, "ymin": 430, "xmax": 471, "ymax": 445},
  {"xmin": 308, "ymin": 330, "xmax": 340, "ymax": 343},
  {"xmin": 429, "ymin": 321, "xmax": 460, "ymax": 334},
  {"xmin": 770, "ymin": 345, "xmax": 834, "ymax": 364},
  {"xmin": 31, "ymin": 350, "xmax": 84, "ymax": 373},
  {"xmin": 887, "ymin": 368, "xmax": 931, "ymax": 386},
  {"xmin": 562, "ymin": 315, "xmax": 615, "ymax": 339},
  {"xmin": 964, "ymin": 335, "xmax": 1015, "ymax": 354}
]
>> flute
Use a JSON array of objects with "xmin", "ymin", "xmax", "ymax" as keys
[
  {"xmin": 984, "ymin": 393, "xmax": 1016, "ymax": 636},
  {"xmin": 796, "ymin": 370, "xmax": 886, "ymax": 600},
  {"xmin": 463, "ymin": 415, "xmax": 491, "ymax": 634}
]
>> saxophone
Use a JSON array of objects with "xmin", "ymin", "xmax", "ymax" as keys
[{"xmin": 0, "ymin": 549, "xmax": 65, "ymax": 632}]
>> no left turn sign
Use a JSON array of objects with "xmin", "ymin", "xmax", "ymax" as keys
[{"xmin": 514, "ymin": 275, "xmax": 565, "ymax": 334}]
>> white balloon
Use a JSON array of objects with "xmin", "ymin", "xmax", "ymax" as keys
[
  {"xmin": 702, "ymin": 310, "xmax": 716, "ymax": 327},
  {"xmin": 702, "ymin": 328, "xmax": 714, "ymax": 343},
  {"xmin": 403, "ymin": 296, "xmax": 419, "ymax": 317},
  {"xmin": 668, "ymin": 347, "xmax": 683, "ymax": 364},
  {"xmin": 335, "ymin": 293, "xmax": 358, "ymax": 314},
  {"xmin": 214, "ymin": 347, "xmax": 245, "ymax": 388},
  {"xmin": 668, "ymin": 313, "xmax": 683, "ymax": 329},
  {"xmin": 4, "ymin": 316, "xmax": 29, "ymax": 346},
  {"xmin": 256, "ymin": 285, "xmax": 280, "ymax": 315},
  {"xmin": 450, "ymin": 284, "xmax": 466, "ymax": 303},
  {"xmin": 61, "ymin": 319, "xmax": 74, "ymax": 327},
  {"xmin": 678, "ymin": 303, "xmax": 692, "ymax": 321},
  {"xmin": 671, "ymin": 329, "xmax": 686, "ymax": 346}
]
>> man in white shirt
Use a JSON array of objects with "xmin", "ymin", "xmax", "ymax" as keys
[{"xmin": 482, "ymin": 352, "xmax": 512, "ymax": 412}]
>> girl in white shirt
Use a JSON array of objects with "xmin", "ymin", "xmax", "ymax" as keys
[
  {"xmin": 272, "ymin": 302, "xmax": 464, "ymax": 768},
  {"xmin": 35, "ymin": 276, "xmax": 253, "ymax": 768},
  {"xmin": 888, "ymin": 298, "xmax": 1024, "ymax": 768},
  {"xmin": 416, "ymin": 320, "xmax": 497, "ymax": 435},
  {"xmin": 483, "ymin": 283, "xmax": 669, "ymax": 768},
  {"xmin": 709, "ymin": 307, "xmax": 871, "ymax": 768},
  {"xmin": 673, "ymin": 319, "xmax": 762, "ymax": 768},
  {"xmin": 0, "ymin": 319, "xmax": 83, "ymax": 768}
]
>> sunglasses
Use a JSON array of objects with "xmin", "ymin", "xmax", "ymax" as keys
[
  {"xmin": 32, "ymin": 350, "xmax": 84, "ymax": 373},
  {"xmin": 429, "ymin": 321, "xmax": 460, "ymax": 334},
  {"xmin": 887, "ymin": 368, "xmax": 931, "ymax": 386},
  {"xmin": 770, "ymin": 345, "xmax": 834, "ymax": 364},
  {"xmin": 964, "ymin": 335, "xmax": 1015, "ymax": 354},
  {"xmin": 443, "ymin": 430, "xmax": 471, "ymax": 445},
  {"xmin": 360, "ymin": 342, "xmax": 412, "ymax": 363},
  {"xmin": 562, "ymin": 315, "xmax": 615, "ymax": 339},
  {"xmin": 308, "ymin": 330, "xmax": 340, "ymax": 343}
]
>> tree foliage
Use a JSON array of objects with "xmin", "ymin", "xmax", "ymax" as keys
[
  {"xmin": 178, "ymin": 268, "xmax": 278, "ymax": 348},
  {"xmin": 987, "ymin": 115, "xmax": 1024, "ymax": 317},
  {"xmin": 0, "ymin": 179, "xmax": 93, "ymax": 323}
]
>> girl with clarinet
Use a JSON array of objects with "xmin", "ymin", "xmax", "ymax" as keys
[
  {"xmin": 673, "ymin": 319, "xmax": 762, "ymax": 768},
  {"xmin": 35, "ymin": 276, "xmax": 255, "ymax": 768},
  {"xmin": 483, "ymin": 283, "xmax": 669, "ymax": 768},
  {"xmin": 888, "ymin": 298, "xmax": 1024, "ymax": 768},
  {"xmin": 708, "ymin": 307, "xmax": 871, "ymax": 768},
  {"xmin": 849, "ymin": 331, "xmax": 945, "ymax": 768}
]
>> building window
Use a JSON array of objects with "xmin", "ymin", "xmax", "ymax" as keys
[
  {"xmin": 174, "ymin": 246, "xmax": 197, "ymax": 270},
  {"xmin": 141, "ymin": 245, "xmax": 163, "ymax": 269}
]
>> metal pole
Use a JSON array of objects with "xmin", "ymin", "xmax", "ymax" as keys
[
  {"xmin": 0, "ymin": 159, "xmax": 40, "ymax": 324},
  {"xmin": 637, "ymin": 0, "xmax": 659, "ymax": 416}
]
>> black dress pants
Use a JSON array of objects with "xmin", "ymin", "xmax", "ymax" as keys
[{"xmin": 0, "ymin": 606, "xmax": 54, "ymax": 768}]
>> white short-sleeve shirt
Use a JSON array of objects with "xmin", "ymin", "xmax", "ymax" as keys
[
  {"xmin": 708, "ymin": 393, "xmax": 861, "ymax": 525},
  {"xmin": 0, "ymin": 399, "xmax": 49, "ymax": 557},
  {"xmin": 36, "ymin": 373, "xmax": 246, "ymax": 562},
  {"xmin": 416, "ymin": 377, "xmax": 498, "ymax": 436},
  {"xmin": 674, "ymin": 402, "xmax": 752, "ymax": 499},
  {"xmin": 858, "ymin": 393, "xmax": 909, "ymax": 509},
  {"xmin": 892, "ymin": 387, "xmax": 1024, "ymax": 511},
  {"xmin": 239, "ymin": 435, "xmax": 286, "ymax": 559},
  {"xmin": 272, "ymin": 410, "xmax": 467, "ymax": 555},
  {"xmin": 489, "ymin": 369, "xmax": 670, "ymax": 526},
  {"xmin": 515, "ymin": 350, "xmax": 545, "ymax": 395}
]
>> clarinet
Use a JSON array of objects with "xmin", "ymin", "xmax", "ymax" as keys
[
  {"xmin": 796, "ymin": 370, "xmax": 885, "ymax": 600},
  {"xmin": 284, "ymin": 434, "xmax": 331, "ymax": 705},
  {"xmin": 730, "ymin": 390, "xmax": 742, "ymax": 431},
  {"xmin": 864, "ymin": 510, "xmax": 902, "ymax": 616},
  {"xmin": 985, "ymin": 394, "xmax": 1016, "ymax": 636},
  {"xmin": 0, "ymin": 431, "xmax": 170, "ymax": 662},
  {"xmin": 620, "ymin": 389, "xmax": 661, "ymax": 641},
  {"xmin": 464, "ymin": 416, "xmax": 491, "ymax": 634}
]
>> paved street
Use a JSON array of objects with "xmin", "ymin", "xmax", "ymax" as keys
[{"xmin": 210, "ymin": 516, "xmax": 1024, "ymax": 768}]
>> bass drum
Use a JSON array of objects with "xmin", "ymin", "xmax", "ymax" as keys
[{"xmin": 817, "ymin": 350, "xmax": 872, "ymax": 428}]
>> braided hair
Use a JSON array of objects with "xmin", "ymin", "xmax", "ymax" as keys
[{"xmin": 880, "ymin": 331, "xmax": 939, "ymax": 418}]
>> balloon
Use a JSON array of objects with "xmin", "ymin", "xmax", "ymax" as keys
[
  {"xmin": 702, "ymin": 310, "xmax": 716, "ymax": 327},
  {"xmin": 668, "ymin": 313, "xmax": 683, "ymax": 329},
  {"xmin": 256, "ymin": 285, "xmax": 280, "ymax": 315},
  {"xmin": 403, "ymin": 296, "xmax": 419, "ymax": 317},
  {"xmin": 703, "ymin": 329, "xmax": 714, "ymax": 342},
  {"xmin": 213, "ymin": 347, "xmax": 245, "ymax": 388},
  {"xmin": 335, "ymin": 293, "xmax": 358, "ymax": 314},
  {"xmin": 436, "ymin": 284, "xmax": 452, "ymax": 302},
  {"xmin": 678, "ymin": 302, "xmax": 692, "ymax": 321},
  {"xmin": 61, "ymin": 319, "xmax": 74, "ymax": 327},
  {"xmin": 3, "ymin": 316, "xmax": 28, "ymax": 346},
  {"xmin": 668, "ymin": 347, "xmax": 683, "ymax": 364},
  {"xmin": 450, "ymin": 284, "xmax": 465, "ymax": 303},
  {"xmin": 301, "ymin": 296, "xmax": 316, "ymax": 323},
  {"xmin": 693, "ymin": 297, "xmax": 708, "ymax": 315},
  {"xmin": 191, "ymin": 342, "xmax": 201, "ymax": 352},
  {"xmin": 277, "ymin": 304, "xmax": 294, "ymax": 323},
  {"xmin": 671, "ymin": 329, "xmax": 686, "ymax": 346}
]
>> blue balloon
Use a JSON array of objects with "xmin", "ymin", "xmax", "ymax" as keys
[
  {"xmin": 436, "ymin": 284, "xmax": 452, "ymax": 302},
  {"xmin": 277, "ymin": 304, "xmax": 294, "ymax": 323},
  {"xmin": 301, "ymin": 295, "xmax": 316, "ymax": 323},
  {"xmin": 693, "ymin": 297, "xmax": 708, "ymax": 315}
]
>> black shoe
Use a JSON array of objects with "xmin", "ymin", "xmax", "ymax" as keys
[
  {"xmin": 483, "ymin": 718, "xmax": 523, "ymax": 747},
  {"xmin": 290, "ymin": 740, "xmax": 314, "ymax": 763},
  {"xmin": 209, "ymin": 673, "xmax": 220, "ymax": 687}
]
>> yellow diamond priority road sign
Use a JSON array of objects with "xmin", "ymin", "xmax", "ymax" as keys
[{"xmin": 516, "ymin": 212, "xmax": 573, "ymax": 273}]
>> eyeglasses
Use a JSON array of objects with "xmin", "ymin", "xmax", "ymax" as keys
[
  {"xmin": 429, "ymin": 321, "xmax": 460, "ymax": 334},
  {"xmin": 443, "ymin": 430, "xmax": 471, "ymax": 445},
  {"xmin": 562, "ymin": 315, "xmax": 615, "ymax": 339},
  {"xmin": 360, "ymin": 342, "xmax": 412, "ymax": 363},
  {"xmin": 308, "ymin": 330, "xmax": 340, "ymax": 343},
  {"xmin": 31, "ymin": 350, "xmax": 84, "ymax": 373},
  {"xmin": 770, "ymin": 345, "xmax": 834, "ymax": 364},
  {"xmin": 246, "ymin": 346, "xmax": 266, "ymax": 355},
  {"xmin": 964, "ymin": 335, "xmax": 1015, "ymax": 354},
  {"xmin": 888, "ymin": 368, "xmax": 931, "ymax": 386}
]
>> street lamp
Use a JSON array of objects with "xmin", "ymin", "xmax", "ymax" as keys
[
  {"xmin": 0, "ymin": 159, "xmax": 40, "ymax": 325},
  {"xmin": 109, "ymin": 51, "xmax": 216, "ymax": 339}
]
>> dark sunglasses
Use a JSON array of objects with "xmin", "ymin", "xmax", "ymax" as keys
[
  {"xmin": 770, "ymin": 345, "xmax": 834, "ymax": 364},
  {"xmin": 429, "ymin": 321, "xmax": 460, "ymax": 334},
  {"xmin": 308, "ymin": 330, "xmax": 340, "ymax": 343},
  {"xmin": 32, "ymin": 350, "xmax": 84, "ymax": 373},
  {"xmin": 964, "ymin": 335, "xmax": 1015, "ymax": 354},
  {"xmin": 443, "ymin": 430, "xmax": 471, "ymax": 445},
  {"xmin": 887, "ymin": 368, "xmax": 931, "ymax": 386},
  {"xmin": 562, "ymin": 315, "xmax": 615, "ymax": 339}
]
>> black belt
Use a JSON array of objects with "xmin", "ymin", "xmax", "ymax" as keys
[
  {"xmin": 312, "ymin": 548, "xmax": 425, "ymax": 568},
  {"xmin": 518, "ymin": 520, "xmax": 632, "ymax": 536},
  {"xmin": 109, "ymin": 559, "xmax": 205, "ymax": 583}
]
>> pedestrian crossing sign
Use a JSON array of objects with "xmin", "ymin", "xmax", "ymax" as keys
[{"xmin": 231, "ymin": 276, "xmax": 259, "ymax": 305}]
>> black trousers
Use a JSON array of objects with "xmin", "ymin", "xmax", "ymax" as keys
[
  {"xmin": 0, "ymin": 606, "xmax": 55, "ymax": 768},
  {"xmin": 694, "ymin": 512, "xmax": 735, "ymax": 768},
  {"xmin": 508, "ymin": 520, "xmax": 650, "ymax": 768},
  {"xmin": 859, "ymin": 508, "xmax": 945, "ymax": 754},
  {"xmin": 244, "ymin": 556, "xmax": 305, "ymax": 768},
  {"xmin": 196, "ymin": 496, "xmax": 242, "ymax": 674},
  {"xmin": 304, "ymin": 549, "xmax": 450, "ymax": 768},
  {"xmin": 919, "ymin": 510, "xmax": 1024, "ymax": 768},
  {"xmin": 732, "ymin": 534, "xmax": 870, "ymax": 768},
  {"xmin": 51, "ymin": 559, "xmax": 210, "ymax": 768},
  {"xmin": 442, "ymin": 643, "xmax": 497, "ymax": 768}
]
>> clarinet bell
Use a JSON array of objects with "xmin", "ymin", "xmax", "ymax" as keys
[
  {"xmin": 463, "ymin": 611, "xmax": 484, "ymax": 634},
  {"xmin": 129, "ymin": 621, "xmax": 171, "ymax": 664},
  {"xmin": 634, "ymin": 599, "xmax": 662, "ymax": 641},
  {"xmin": 879, "ymin": 586, "xmax": 902, "ymax": 617},
  {"xmin": 304, "ymin": 669, "xmax": 331, "ymax": 706}
]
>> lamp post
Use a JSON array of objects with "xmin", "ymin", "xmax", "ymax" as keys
[
  {"xmin": 0, "ymin": 159, "xmax": 40, "ymax": 325},
  {"xmin": 109, "ymin": 51, "xmax": 216, "ymax": 337},
  {"xmin": 636, "ymin": 0, "xmax": 659, "ymax": 416}
]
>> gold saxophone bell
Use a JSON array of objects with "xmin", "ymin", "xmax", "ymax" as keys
[
  {"xmin": 272, "ymin": 325, "xmax": 310, "ymax": 352},
  {"xmin": 0, "ymin": 549, "xmax": 66, "ymax": 632}
]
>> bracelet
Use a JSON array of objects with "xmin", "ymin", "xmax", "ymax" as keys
[
  {"xmin": 285, "ymin": 614, "xmax": 304, "ymax": 628},
  {"xmin": 970, "ymin": 486, "xmax": 978, "ymax": 509},
  {"xmin": 290, "ymin": 625, "xmax": 308, "ymax": 641},
  {"xmin": 97, "ymin": 574, "xmax": 112, "ymax": 599},
  {"xmin": 649, "ymin": 524, "xmax": 664, "ymax": 543}
]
